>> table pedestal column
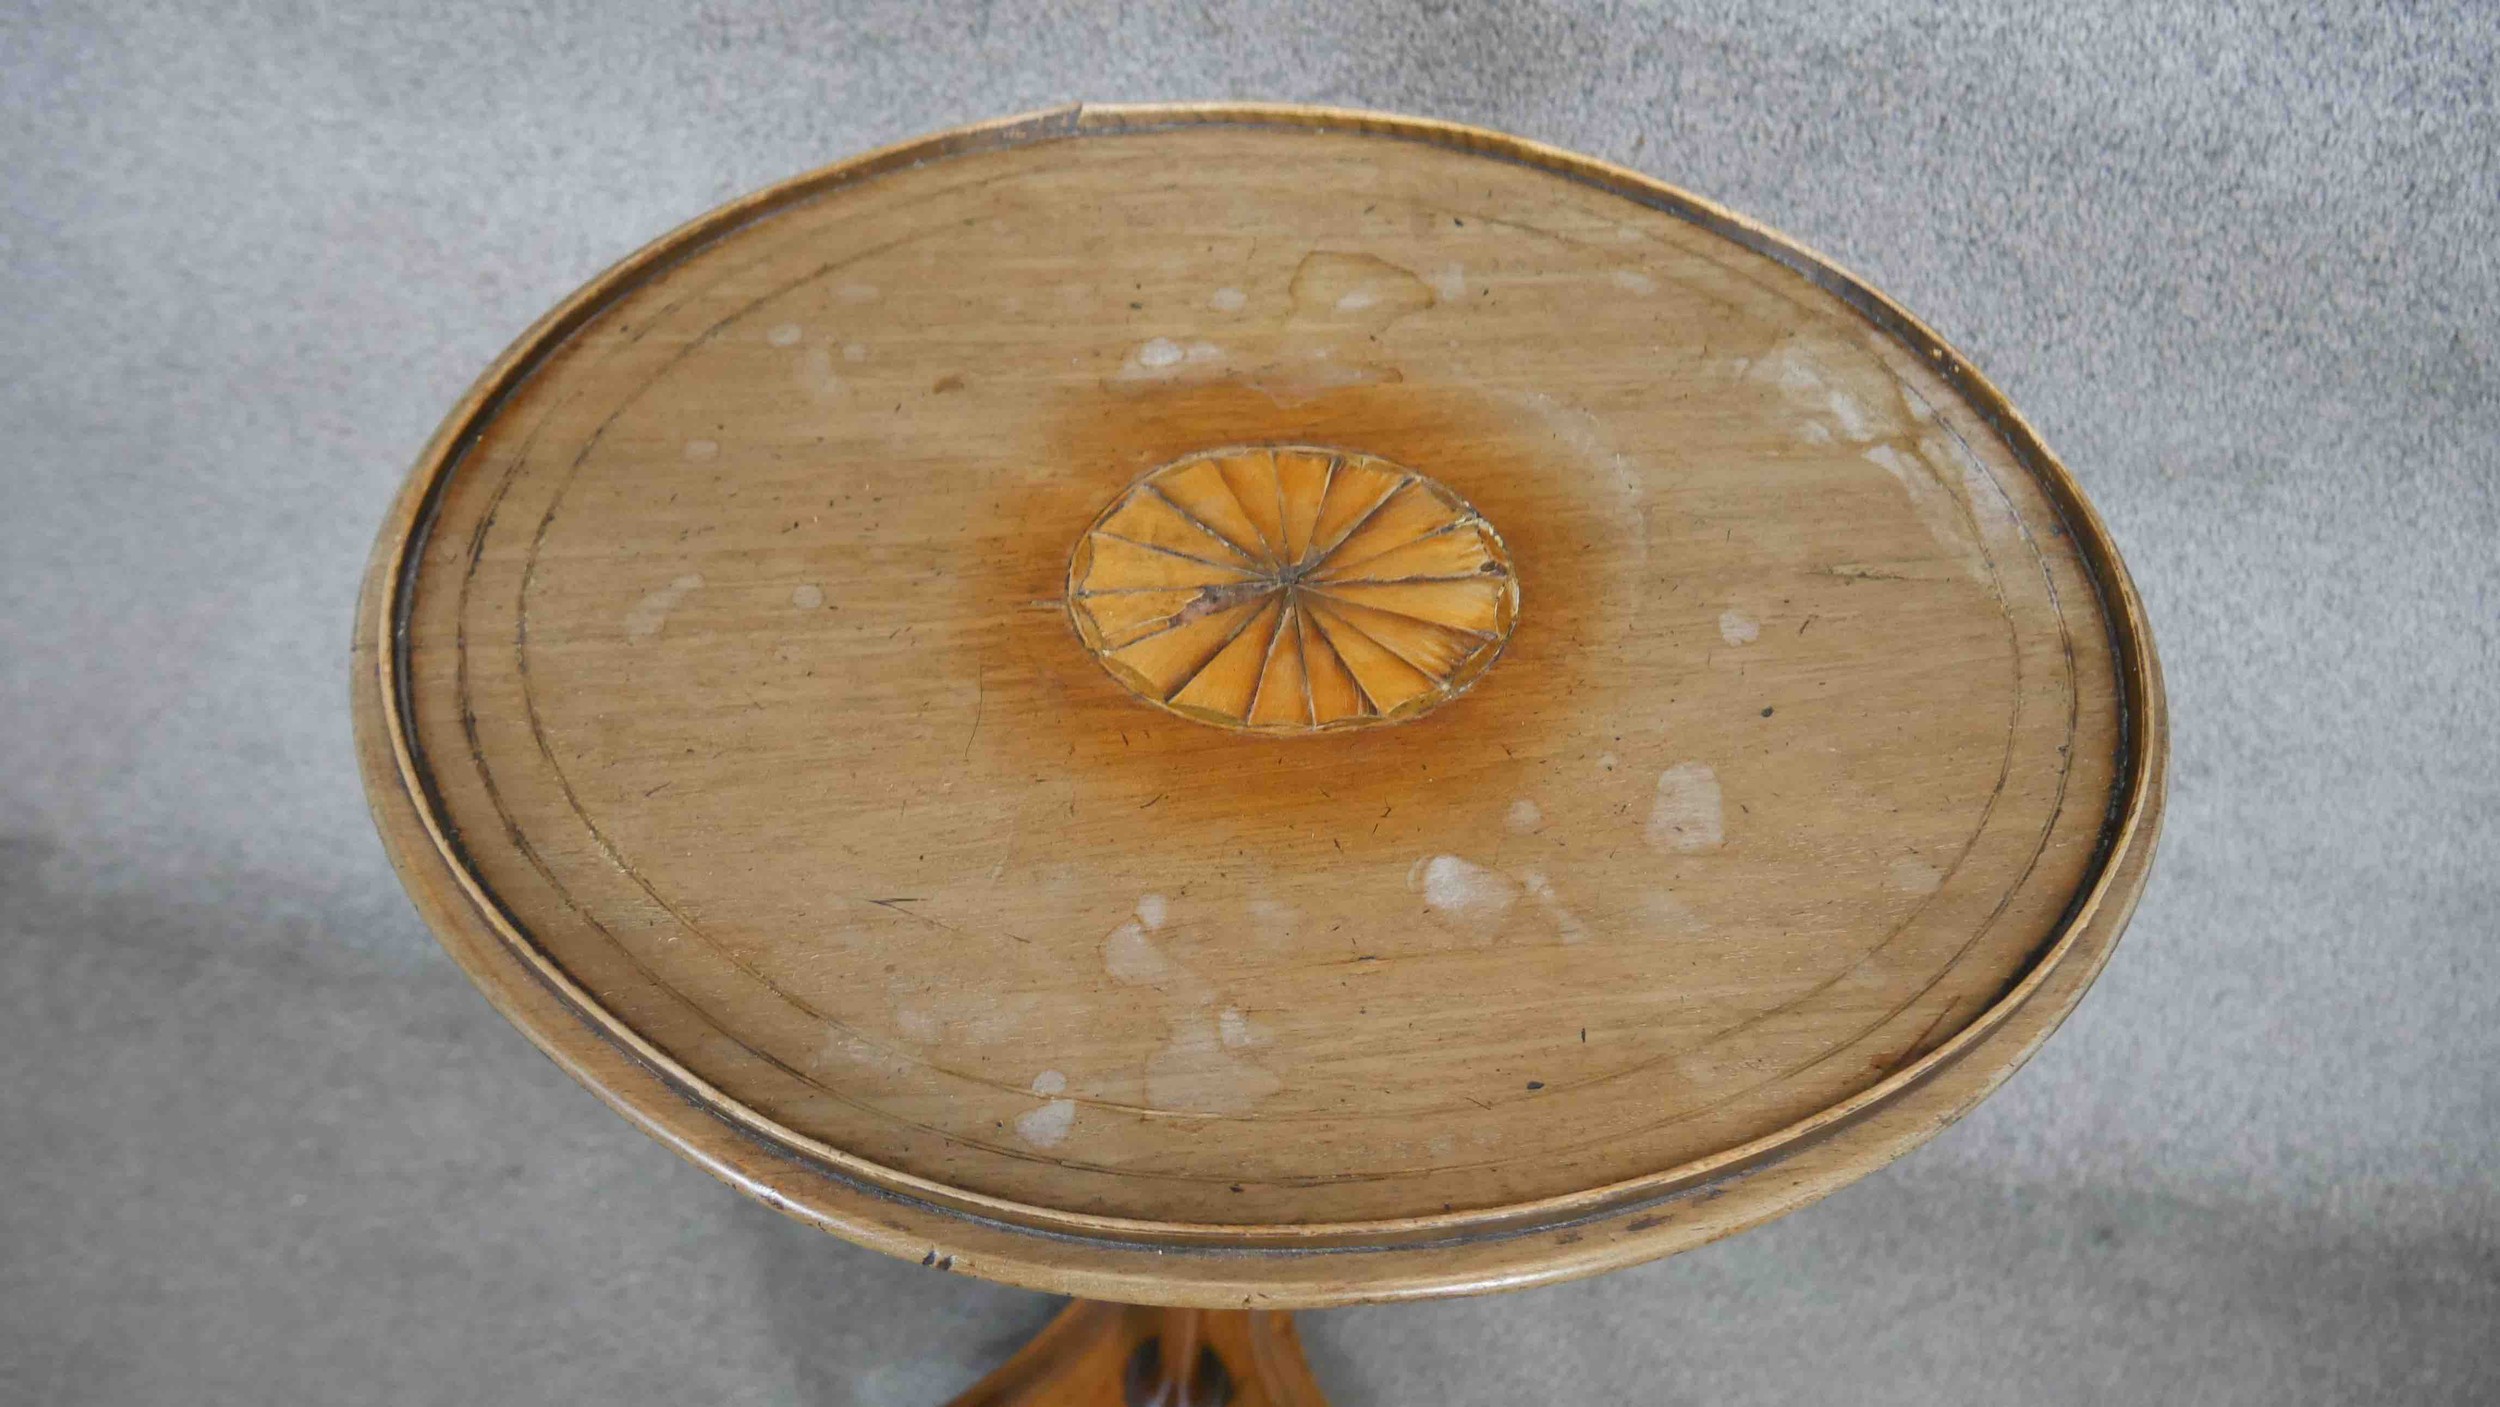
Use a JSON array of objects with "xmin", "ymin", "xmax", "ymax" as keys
[{"xmin": 949, "ymin": 1301, "xmax": 1330, "ymax": 1407}]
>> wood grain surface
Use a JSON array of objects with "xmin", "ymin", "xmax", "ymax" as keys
[{"xmin": 352, "ymin": 104, "xmax": 2165, "ymax": 1306}]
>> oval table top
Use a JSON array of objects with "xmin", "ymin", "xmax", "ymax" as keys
[{"xmin": 353, "ymin": 104, "xmax": 2165, "ymax": 1308}]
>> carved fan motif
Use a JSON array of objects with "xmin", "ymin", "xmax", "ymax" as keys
[{"xmin": 1067, "ymin": 447, "xmax": 1520, "ymax": 733}]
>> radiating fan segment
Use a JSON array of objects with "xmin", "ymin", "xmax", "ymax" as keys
[{"xmin": 1067, "ymin": 447, "xmax": 1520, "ymax": 733}]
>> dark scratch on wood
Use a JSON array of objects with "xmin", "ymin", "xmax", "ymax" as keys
[
  {"xmin": 866, "ymin": 895, "xmax": 1028, "ymax": 945},
  {"xmin": 1891, "ymin": 998, "xmax": 1965, "ymax": 1072},
  {"xmin": 962, "ymin": 652, "xmax": 986, "ymax": 762}
]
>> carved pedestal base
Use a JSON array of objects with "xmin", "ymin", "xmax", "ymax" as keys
[{"xmin": 948, "ymin": 1302, "xmax": 1330, "ymax": 1407}]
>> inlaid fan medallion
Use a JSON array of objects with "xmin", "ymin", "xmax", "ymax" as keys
[{"xmin": 1066, "ymin": 447, "xmax": 1519, "ymax": 734}]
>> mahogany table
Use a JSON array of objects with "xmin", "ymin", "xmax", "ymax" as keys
[{"xmin": 354, "ymin": 105, "xmax": 2165, "ymax": 1405}]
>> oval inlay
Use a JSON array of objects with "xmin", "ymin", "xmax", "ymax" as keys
[{"xmin": 1066, "ymin": 447, "xmax": 1520, "ymax": 733}]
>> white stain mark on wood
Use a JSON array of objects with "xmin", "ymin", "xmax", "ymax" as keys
[
  {"xmin": 1718, "ymin": 609, "xmax": 1760, "ymax": 645},
  {"xmin": 1949, "ymin": 433, "xmax": 2019, "ymax": 536},
  {"xmin": 816, "ymin": 1026, "xmax": 873, "ymax": 1069},
  {"xmin": 798, "ymin": 345, "xmax": 841, "ymax": 399},
  {"xmin": 624, "ymin": 574, "xmax": 702, "ymax": 642},
  {"xmin": 1334, "ymin": 288, "xmax": 1379, "ymax": 312},
  {"xmin": 1120, "ymin": 338, "xmax": 1227, "ymax": 384},
  {"xmin": 1220, "ymin": 1006, "xmax": 1271, "ymax": 1049},
  {"xmin": 1891, "ymin": 857, "xmax": 1945, "ymax": 894},
  {"xmin": 843, "ymin": 342, "xmax": 868, "ymax": 362},
  {"xmin": 1519, "ymin": 869, "xmax": 1590, "ymax": 943},
  {"xmin": 1103, "ymin": 897, "xmax": 1211, "ymax": 1002},
  {"xmin": 959, "ymin": 992, "xmax": 1038, "ymax": 1046},
  {"xmin": 1640, "ymin": 888, "xmax": 1709, "ymax": 933},
  {"xmin": 1597, "ymin": 752, "xmax": 1620, "ymax": 772},
  {"xmin": 1104, "ymin": 920, "xmax": 1175, "ymax": 986},
  {"xmin": 682, "ymin": 438, "xmax": 719, "ymax": 462},
  {"xmin": 1410, "ymin": 854, "xmax": 1520, "ymax": 940},
  {"xmin": 1642, "ymin": 888, "xmax": 1710, "ymax": 934},
  {"xmin": 1247, "ymin": 898, "xmax": 1297, "ymax": 948},
  {"xmin": 1209, "ymin": 287, "xmax": 1247, "ymax": 311},
  {"xmin": 1753, "ymin": 343, "xmax": 1875, "ymax": 442},
  {"xmin": 1825, "ymin": 386, "xmax": 1873, "ymax": 441},
  {"xmin": 1864, "ymin": 442, "xmax": 1987, "ymax": 580},
  {"xmin": 765, "ymin": 322, "xmax": 803, "ymax": 347},
  {"xmin": 1015, "ymin": 1069, "xmax": 1076, "ymax": 1148},
  {"xmin": 1100, "ymin": 895, "xmax": 1276, "ymax": 1115},
  {"xmin": 837, "ymin": 283, "xmax": 879, "ymax": 303},
  {"xmin": 895, "ymin": 1007, "xmax": 938, "ymax": 1042},
  {"xmin": 1611, "ymin": 269, "xmax": 1656, "ymax": 294},
  {"xmin": 1645, "ymin": 763, "xmax": 1725, "ymax": 853},
  {"xmin": 1429, "ymin": 263, "xmax": 1466, "ymax": 300},
  {"xmin": 1506, "ymin": 798, "xmax": 1544, "ymax": 833},
  {"xmin": 791, "ymin": 584, "xmax": 824, "ymax": 610},
  {"xmin": 1146, "ymin": 1015, "xmax": 1282, "ymax": 1116}
]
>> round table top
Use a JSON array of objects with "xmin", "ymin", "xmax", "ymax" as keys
[{"xmin": 353, "ymin": 104, "xmax": 2165, "ymax": 1307}]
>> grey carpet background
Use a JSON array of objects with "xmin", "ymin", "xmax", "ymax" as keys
[{"xmin": 4, "ymin": 2, "xmax": 2495, "ymax": 1402}]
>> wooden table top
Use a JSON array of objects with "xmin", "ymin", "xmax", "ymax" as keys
[{"xmin": 353, "ymin": 104, "xmax": 2165, "ymax": 1308}]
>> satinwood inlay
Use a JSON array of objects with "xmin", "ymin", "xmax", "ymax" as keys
[{"xmin": 1067, "ymin": 447, "xmax": 1519, "ymax": 733}]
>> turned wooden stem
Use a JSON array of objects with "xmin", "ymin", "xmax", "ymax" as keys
[
  {"xmin": 949, "ymin": 1302, "xmax": 1327, "ymax": 1407},
  {"xmin": 1125, "ymin": 1307, "xmax": 1217, "ymax": 1406}
]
